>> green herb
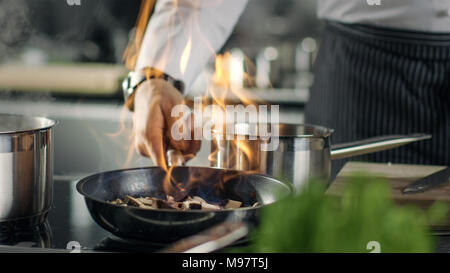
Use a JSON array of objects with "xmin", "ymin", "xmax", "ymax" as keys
[{"xmin": 237, "ymin": 175, "xmax": 447, "ymax": 253}]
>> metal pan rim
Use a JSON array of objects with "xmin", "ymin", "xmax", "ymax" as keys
[{"xmin": 76, "ymin": 166, "xmax": 292, "ymax": 214}]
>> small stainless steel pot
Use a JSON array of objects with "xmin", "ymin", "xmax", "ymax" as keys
[
  {"xmin": 0, "ymin": 114, "xmax": 57, "ymax": 227},
  {"xmin": 210, "ymin": 123, "xmax": 431, "ymax": 190}
]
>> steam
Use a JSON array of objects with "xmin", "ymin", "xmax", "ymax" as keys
[
  {"xmin": 0, "ymin": 0, "xmax": 32, "ymax": 68},
  {"xmin": 0, "ymin": 0, "xmax": 32, "ymax": 49}
]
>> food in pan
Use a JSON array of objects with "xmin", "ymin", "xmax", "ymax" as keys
[{"xmin": 109, "ymin": 195, "xmax": 259, "ymax": 211}]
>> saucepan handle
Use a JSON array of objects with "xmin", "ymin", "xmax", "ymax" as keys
[
  {"xmin": 330, "ymin": 133, "xmax": 431, "ymax": 160},
  {"xmin": 160, "ymin": 221, "xmax": 249, "ymax": 253}
]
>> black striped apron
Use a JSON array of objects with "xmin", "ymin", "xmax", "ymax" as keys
[{"xmin": 305, "ymin": 21, "xmax": 450, "ymax": 179}]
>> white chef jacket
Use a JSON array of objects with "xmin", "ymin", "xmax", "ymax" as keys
[{"xmin": 136, "ymin": 0, "xmax": 450, "ymax": 92}]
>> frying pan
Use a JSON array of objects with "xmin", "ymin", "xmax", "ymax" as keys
[{"xmin": 76, "ymin": 166, "xmax": 292, "ymax": 243}]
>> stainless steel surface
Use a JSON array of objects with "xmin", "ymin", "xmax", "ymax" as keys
[
  {"xmin": 0, "ymin": 114, "xmax": 57, "ymax": 224},
  {"xmin": 402, "ymin": 166, "xmax": 450, "ymax": 194},
  {"xmin": 210, "ymin": 123, "xmax": 430, "ymax": 190}
]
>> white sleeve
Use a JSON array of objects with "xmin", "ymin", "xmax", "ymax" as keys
[{"xmin": 135, "ymin": 0, "xmax": 249, "ymax": 93}]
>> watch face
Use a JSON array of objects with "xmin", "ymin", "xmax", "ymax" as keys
[
  {"xmin": 122, "ymin": 69, "xmax": 184, "ymax": 97},
  {"xmin": 122, "ymin": 77, "xmax": 130, "ymax": 93},
  {"xmin": 123, "ymin": 72, "xmax": 141, "ymax": 93},
  {"xmin": 122, "ymin": 74, "xmax": 136, "ymax": 103}
]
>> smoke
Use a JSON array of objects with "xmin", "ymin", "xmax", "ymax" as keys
[
  {"xmin": 0, "ymin": 0, "xmax": 32, "ymax": 47},
  {"xmin": 0, "ymin": 0, "xmax": 32, "ymax": 63}
]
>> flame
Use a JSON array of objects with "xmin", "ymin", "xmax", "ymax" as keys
[
  {"xmin": 159, "ymin": 51, "xmax": 263, "ymax": 196},
  {"xmin": 213, "ymin": 53, "xmax": 231, "ymax": 88},
  {"xmin": 123, "ymin": 0, "xmax": 157, "ymax": 70},
  {"xmin": 115, "ymin": 1, "xmax": 270, "ymax": 198},
  {"xmin": 100, "ymin": 0, "xmax": 158, "ymax": 171},
  {"xmin": 205, "ymin": 52, "xmax": 262, "ymax": 174},
  {"xmin": 180, "ymin": 36, "xmax": 192, "ymax": 76}
]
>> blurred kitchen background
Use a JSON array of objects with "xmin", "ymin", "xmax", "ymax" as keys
[{"xmin": 0, "ymin": 0, "xmax": 322, "ymax": 177}]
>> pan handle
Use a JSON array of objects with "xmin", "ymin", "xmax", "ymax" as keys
[
  {"xmin": 160, "ymin": 221, "xmax": 249, "ymax": 253},
  {"xmin": 330, "ymin": 133, "xmax": 431, "ymax": 160}
]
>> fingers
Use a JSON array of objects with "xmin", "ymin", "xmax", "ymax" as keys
[
  {"xmin": 185, "ymin": 111, "xmax": 202, "ymax": 158},
  {"xmin": 132, "ymin": 79, "xmax": 201, "ymax": 167},
  {"xmin": 134, "ymin": 93, "xmax": 168, "ymax": 168},
  {"xmin": 147, "ymin": 128, "xmax": 168, "ymax": 169},
  {"xmin": 136, "ymin": 128, "xmax": 200, "ymax": 167},
  {"xmin": 182, "ymin": 139, "xmax": 202, "ymax": 162},
  {"xmin": 165, "ymin": 106, "xmax": 191, "ymax": 152},
  {"xmin": 166, "ymin": 134, "xmax": 190, "ymax": 152},
  {"xmin": 166, "ymin": 111, "xmax": 202, "ymax": 162},
  {"xmin": 135, "ymin": 128, "xmax": 168, "ymax": 169}
]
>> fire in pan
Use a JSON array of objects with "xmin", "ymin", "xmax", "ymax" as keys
[{"xmin": 76, "ymin": 166, "xmax": 292, "ymax": 244}]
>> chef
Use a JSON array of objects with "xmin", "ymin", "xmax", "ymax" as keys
[{"xmin": 122, "ymin": 0, "xmax": 450, "ymax": 174}]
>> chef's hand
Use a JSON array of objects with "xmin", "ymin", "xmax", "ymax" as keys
[{"xmin": 133, "ymin": 78, "xmax": 201, "ymax": 168}]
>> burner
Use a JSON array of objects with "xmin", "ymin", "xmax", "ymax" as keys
[
  {"xmin": 93, "ymin": 234, "xmax": 250, "ymax": 253},
  {"xmin": 0, "ymin": 179, "xmax": 252, "ymax": 253},
  {"xmin": 0, "ymin": 221, "xmax": 52, "ymax": 248},
  {"xmin": 94, "ymin": 235, "xmax": 169, "ymax": 252},
  {"xmin": 0, "ymin": 213, "xmax": 48, "ymax": 231}
]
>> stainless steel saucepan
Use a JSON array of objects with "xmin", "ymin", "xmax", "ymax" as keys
[
  {"xmin": 0, "ymin": 114, "xmax": 57, "ymax": 228},
  {"xmin": 161, "ymin": 124, "xmax": 431, "ymax": 252},
  {"xmin": 210, "ymin": 123, "xmax": 431, "ymax": 190}
]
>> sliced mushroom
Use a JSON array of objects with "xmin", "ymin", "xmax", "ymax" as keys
[
  {"xmin": 124, "ymin": 195, "xmax": 147, "ymax": 208},
  {"xmin": 110, "ymin": 195, "xmax": 255, "ymax": 210},
  {"xmin": 137, "ymin": 197, "xmax": 154, "ymax": 206},
  {"xmin": 110, "ymin": 198, "xmax": 125, "ymax": 205},
  {"xmin": 156, "ymin": 199, "xmax": 177, "ymax": 210},
  {"xmin": 225, "ymin": 199, "xmax": 242, "ymax": 209},
  {"xmin": 192, "ymin": 196, "xmax": 206, "ymax": 203}
]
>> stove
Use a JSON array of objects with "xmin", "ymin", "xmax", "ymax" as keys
[
  {"xmin": 0, "ymin": 176, "xmax": 249, "ymax": 253},
  {"xmin": 0, "ymin": 177, "xmax": 170, "ymax": 252},
  {"xmin": 2, "ymin": 176, "xmax": 450, "ymax": 253}
]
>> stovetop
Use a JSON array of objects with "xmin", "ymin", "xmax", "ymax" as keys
[
  {"xmin": 2, "ymin": 176, "xmax": 450, "ymax": 253},
  {"xmin": 0, "ymin": 177, "xmax": 172, "ymax": 253}
]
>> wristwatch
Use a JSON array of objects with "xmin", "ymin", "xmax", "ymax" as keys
[{"xmin": 122, "ymin": 67, "xmax": 185, "ymax": 111}]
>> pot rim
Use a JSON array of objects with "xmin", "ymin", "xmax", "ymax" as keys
[
  {"xmin": 212, "ymin": 123, "xmax": 334, "ymax": 138},
  {"xmin": 0, "ymin": 114, "xmax": 58, "ymax": 135}
]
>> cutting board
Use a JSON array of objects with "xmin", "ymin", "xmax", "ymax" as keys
[{"xmin": 327, "ymin": 162, "xmax": 450, "ymax": 231}]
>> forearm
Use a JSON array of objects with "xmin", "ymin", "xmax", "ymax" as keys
[{"xmin": 136, "ymin": 0, "xmax": 248, "ymax": 93}]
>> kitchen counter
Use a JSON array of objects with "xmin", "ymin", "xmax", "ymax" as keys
[{"xmin": 329, "ymin": 162, "xmax": 450, "ymax": 212}]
